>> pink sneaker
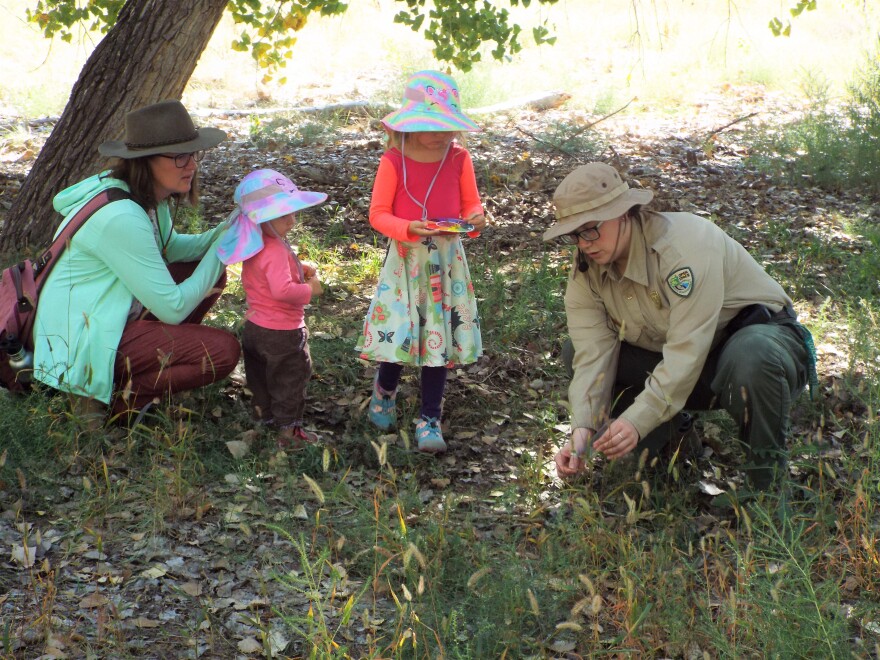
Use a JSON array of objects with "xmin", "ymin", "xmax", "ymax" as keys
[
  {"xmin": 415, "ymin": 416, "xmax": 446, "ymax": 454},
  {"xmin": 277, "ymin": 425, "xmax": 319, "ymax": 449}
]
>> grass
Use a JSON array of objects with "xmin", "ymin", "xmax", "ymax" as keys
[
  {"xmin": 4, "ymin": 135, "xmax": 880, "ymax": 660},
  {"xmin": 745, "ymin": 46, "xmax": 880, "ymax": 195},
  {"xmin": 5, "ymin": 160, "xmax": 877, "ymax": 659},
  {"xmin": 3, "ymin": 192, "xmax": 880, "ymax": 655},
  {"xmin": 247, "ymin": 107, "xmax": 375, "ymax": 149}
]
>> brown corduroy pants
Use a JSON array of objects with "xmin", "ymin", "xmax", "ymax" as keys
[{"xmin": 241, "ymin": 321, "xmax": 311, "ymax": 428}]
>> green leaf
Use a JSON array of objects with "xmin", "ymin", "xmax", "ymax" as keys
[{"xmin": 769, "ymin": 17, "xmax": 784, "ymax": 37}]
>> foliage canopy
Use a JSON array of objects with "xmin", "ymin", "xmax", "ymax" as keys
[
  {"xmin": 27, "ymin": 0, "xmax": 560, "ymax": 80},
  {"xmin": 769, "ymin": 0, "xmax": 817, "ymax": 37}
]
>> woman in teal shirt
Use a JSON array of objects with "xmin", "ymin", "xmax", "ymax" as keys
[{"xmin": 33, "ymin": 100, "xmax": 240, "ymax": 424}]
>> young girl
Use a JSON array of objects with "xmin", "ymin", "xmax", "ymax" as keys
[
  {"xmin": 357, "ymin": 70, "xmax": 487, "ymax": 453},
  {"xmin": 218, "ymin": 169, "xmax": 327, "ymax": 447}
]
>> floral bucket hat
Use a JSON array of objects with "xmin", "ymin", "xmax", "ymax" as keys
[
  {"xmin": 217, "ymin": 169, "xmax": 327, "ymax": 265},
  {"xmin": 381, "ymin": 70, "xmax": 480, "ymax": 133}
]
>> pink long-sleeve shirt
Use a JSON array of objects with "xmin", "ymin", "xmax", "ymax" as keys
[{"xmin": 241, "ymin": 233, "xmax": 311, "ymax": 330}]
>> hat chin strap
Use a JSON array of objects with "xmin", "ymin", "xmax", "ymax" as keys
[
  {"xmin": 608, "ymin": 215, "xmax": 630, "ymax": 271},
  {"xmin": 401, "ymin": 134, "xmax": 452, "ymax": 220},
  {"xmin": 266, "ymin": 223, "xmax": 305, "ymax": 282}
]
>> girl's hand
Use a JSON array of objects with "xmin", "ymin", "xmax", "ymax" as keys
[
  {"xmin": 466, "ymin": 213, "xmax": 487, "ymax": 231},
  {"xmin": 302, "ymin": 262, "xmax": 317, "ymax": 280},
  {"xmin": 308, "ymin": 278, "xmax": 324, "ymax": 297},
  {"xmin": 409, "ymin": 221, "xmax": 442, "ymax": 237}
]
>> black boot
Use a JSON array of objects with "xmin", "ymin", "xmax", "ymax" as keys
[
  {"xmin": 666, "ymin": 412, "xmax": 702, "ymax": 460},
  {"xmin": 637, "ymin": 411, "xmax": 701, "ymax": 459}
]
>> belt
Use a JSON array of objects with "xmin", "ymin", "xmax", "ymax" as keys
[{"xmin": 770, "ymin": 305, "xmax": 797, "ymax": 322}]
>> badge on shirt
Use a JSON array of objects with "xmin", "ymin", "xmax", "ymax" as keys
[{"xmin": 667, "ymin": 267, "xmax": 694, "ymax": 297}]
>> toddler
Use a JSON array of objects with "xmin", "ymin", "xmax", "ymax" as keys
[{"xmin": 219, "ymin": 169, "xmax": 326, "ymax": 446}]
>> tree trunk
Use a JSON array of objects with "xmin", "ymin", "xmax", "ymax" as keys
[{"xmin": 0, "ymin": 0, "xmax": 228, "ymax": 252}]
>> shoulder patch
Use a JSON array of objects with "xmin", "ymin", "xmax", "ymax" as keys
[{"xmin": 666, "ymin": 267, "xmax": 694, "ymax": 297}]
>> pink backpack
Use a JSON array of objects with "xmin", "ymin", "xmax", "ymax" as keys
[{"xmin": 0, "ymin": 188, "xmax": 130, "ymax": 391}]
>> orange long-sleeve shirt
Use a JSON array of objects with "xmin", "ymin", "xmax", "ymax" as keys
[{"xmin": 368, "ymin": 144, "xmax": 483, "ymax": 241}]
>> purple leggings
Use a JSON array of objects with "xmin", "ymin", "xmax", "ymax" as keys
[{"xmin": 377, "ymin": 362, "xmax": 447, "ymax": 420}]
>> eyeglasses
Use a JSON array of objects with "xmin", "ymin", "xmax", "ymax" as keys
[
  {"xmin": 157, "ymin": 151, "xmax": 204, "ymax": 168},
  {"xmin": 560, "ymin": 225, "xmax": 601, "ymax": 245}
]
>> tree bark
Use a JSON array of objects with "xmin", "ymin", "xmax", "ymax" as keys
[{"xmin": 0, "ymin": 0, "xmax": 228, "ymax": 252}]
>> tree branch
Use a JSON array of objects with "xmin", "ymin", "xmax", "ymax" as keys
[
  {"xmin": 515, "ymin": 99, "xmax": 634, "ymax": 157},
  {"xmin": 705, "ymin": 112, "xmax": 759, "ymax": 142}
]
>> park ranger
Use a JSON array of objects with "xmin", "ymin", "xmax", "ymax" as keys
[{"xmin": 545, "ymin": 162, "xmax": 816, "ymax": 492}]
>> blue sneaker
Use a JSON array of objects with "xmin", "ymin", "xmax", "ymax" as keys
[
  {"xmin": 368, "ymin": 376, "xmax": 397, "ymax": 430},
  {"xmin": 416, "ymin": 416, "xmax": 446, "ymax": 454}
]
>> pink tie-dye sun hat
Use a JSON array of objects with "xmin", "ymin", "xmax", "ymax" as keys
[
  {"xmin": 381, "ymin": 70, "xmax": 480, "ymax": 133},
  {"xmin": 235, "ymin": 169, "xmax": 327, "ymax": 223},
  {"xmin": 217, "ymin": 169, "xmax": 327, "ymax": 264}
]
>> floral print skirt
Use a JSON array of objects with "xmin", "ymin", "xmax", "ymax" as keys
[{"xmin": 357, "ymin": 236, "xmax": 482, "ymax": 366}]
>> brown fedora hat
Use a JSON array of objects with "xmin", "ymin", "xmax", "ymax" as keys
[{"xmin": 98, "ymin": 99, "xmax": 226, "ymax": 159}]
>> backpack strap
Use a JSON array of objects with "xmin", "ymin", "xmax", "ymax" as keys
[
  {"xmin": 32, "ymin": 187, "xmax": 132, "ymax": 285},
  {"xmin": 8, "ymin": 264, "xmax": 29, "ymax": 313}
]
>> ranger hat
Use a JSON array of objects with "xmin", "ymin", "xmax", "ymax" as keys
[{"xmin": 542, "ymin": 163, "xmax": 653, "ymax": 241}]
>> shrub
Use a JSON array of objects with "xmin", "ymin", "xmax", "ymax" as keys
[{"xmin": 746, "ymin": 45, "xmax": 880, "ymax": 193}]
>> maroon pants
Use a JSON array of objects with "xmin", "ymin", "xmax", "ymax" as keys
[{"xmin": 112, "ymin": 262, "xmax": 241, "ymax": 415}]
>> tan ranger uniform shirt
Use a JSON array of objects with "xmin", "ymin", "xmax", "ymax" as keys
[{"xmin": 566, "ymin": 211, "xmax": 792, "ymax": 439}]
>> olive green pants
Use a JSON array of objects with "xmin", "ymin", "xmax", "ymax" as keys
[{"xmin": 563, "ymin": 320, "xmax": 810, "ymax": 488}]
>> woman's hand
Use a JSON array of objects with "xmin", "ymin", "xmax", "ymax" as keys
[
  {"xmin": 409, "ymin": 221, "xmax": 442, "ymax": 237},
  {"xmin": 592, "ymin": 418, "xmax": 639, "ymax": 460},
  {"xmin": 554, "ymin": 445, "xmax": 582, "ymax": 479},
  {"xmin": 555, "ymin": 418, "xmax": 641, "ymax": 479},
  {"xmin": 554, "ymin": 426, "xmax": 593, "ymax": 478}
]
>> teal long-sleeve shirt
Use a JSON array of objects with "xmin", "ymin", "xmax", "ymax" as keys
[{"xmin": 33, "ymin": 172, "xmax": 228, "ymax": 403}]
